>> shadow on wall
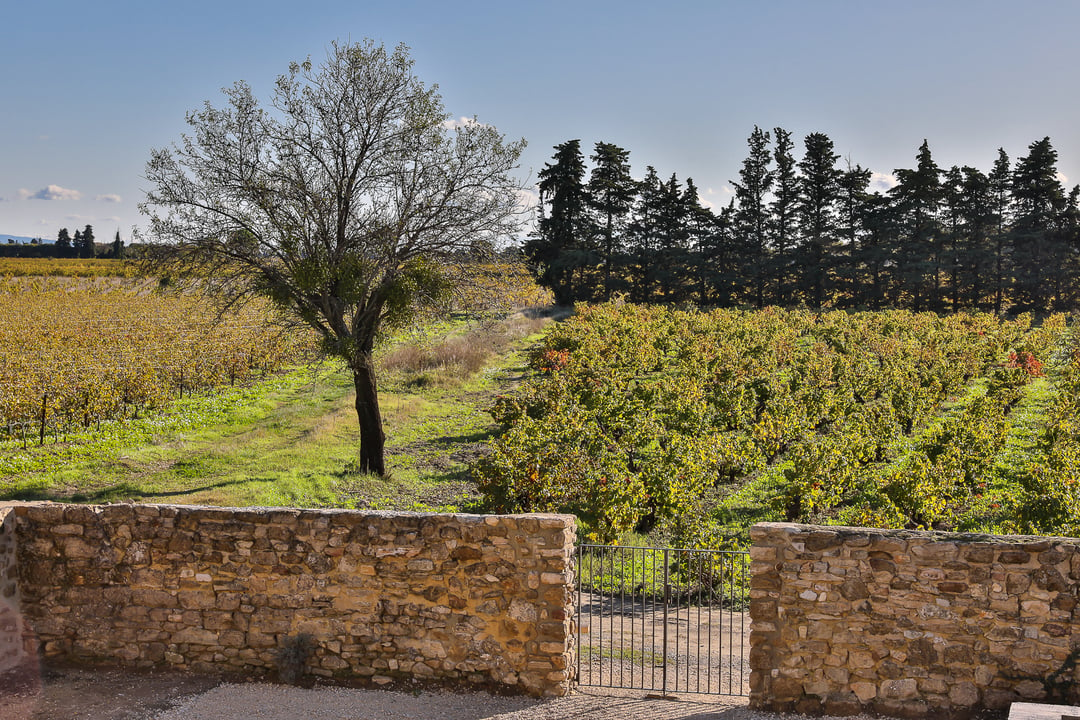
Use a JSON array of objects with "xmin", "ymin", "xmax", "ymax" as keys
[{"xmin": 0, "ymin": 507, "xmax": 36, "ymax": 678}]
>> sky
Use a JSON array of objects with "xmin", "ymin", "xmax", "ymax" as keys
[{"xmin": 3, "ymin": 0, "xmax": 1080, "ymax": 241}]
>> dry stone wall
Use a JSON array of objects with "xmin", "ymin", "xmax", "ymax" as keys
[
  {"xmin": 0, "ymin": 505, "xmax": 33, "ymax": 674},
  {"xmin": 10, "ymin": 503, "xmax": 576, "ymax": 696},
  {"xmin": 749, "ymin": 522, "xmax": 1080, "ymax": 718}
]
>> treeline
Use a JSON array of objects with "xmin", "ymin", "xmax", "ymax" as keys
[
  {"xmin": 0, "ymin": 226, "xmax": 126, "ymax": 259},
  {"xmin": 524, "ymin": 130, "xmax": 1080, "ymax": 313}
]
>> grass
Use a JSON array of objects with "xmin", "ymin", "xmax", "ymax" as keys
[
  {"xmin": 0, "ymin": 311, "xmax": 555, "ymax": 511},
  {"xmin": 579, "ymin": 645, "xmax": 666, "ymax": 667}
]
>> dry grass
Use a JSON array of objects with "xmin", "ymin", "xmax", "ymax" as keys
[
  {"xmin": 381, "ymin": 311, "xmax": 552, "ymax": 381},
  {"xmin": 383, "ymin": 336, "xmax": 492, "ymax": 375}
]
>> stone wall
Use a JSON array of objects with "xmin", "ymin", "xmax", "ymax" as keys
[
  {"xmin": 0, "ymin": 504, "xmax": 33, "ymax": 674},
  {"xmin": 749, "ymin": 522, "xmax": 1080, "ymax": 718},
  {"xmin": 11, "ymin": 503, "xmax": 576, "ymax": 696}
]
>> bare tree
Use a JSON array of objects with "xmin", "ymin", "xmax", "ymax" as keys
[{"xmin": 141, "ymin": 40, "xmax": 527, "ymax": 475}]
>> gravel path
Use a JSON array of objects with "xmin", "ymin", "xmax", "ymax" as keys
[
  {"xmin": 152, "ymin": 684, "xmax": 751, "ymax": 720},
  {"xmin": 1, "ymin": 666, "xmax": 886, "ymax": 720},
  {"xmin": 150, "ymin": 684, "xmax": 881, "ymax": 720},
  {"xmin": 152, "ymin": 683, "xmax": 540, "ymax": 720}
]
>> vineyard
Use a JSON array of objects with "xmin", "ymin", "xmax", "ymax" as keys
[
  {"xmin": 476, "ymin": 302, "xmax": 1079, "ymax": 545},
  {"xmin": 0, "ymin": 275, "xmax": 313, "ymax": 444}
]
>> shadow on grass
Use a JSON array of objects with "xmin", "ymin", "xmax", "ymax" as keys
[{"xmin": 0, "ymin": 478, "xmax": 267, "ymax": 504}]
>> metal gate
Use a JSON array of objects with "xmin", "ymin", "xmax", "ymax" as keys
[{"xmin": 575, "ymin": 544, "xmax": 750, "ymax": 696}]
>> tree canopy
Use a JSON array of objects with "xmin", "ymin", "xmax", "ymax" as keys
[
  {"xmin": 530, "ymin": 133, "xmax": 1080, "ymax": 313},
  {"xmin": 141, "ymin": 40, "xmax": 527, "ymax": 474}
]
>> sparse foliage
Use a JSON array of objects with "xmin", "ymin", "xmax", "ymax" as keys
[{"xmin": 141, "ymin": 40, "xmax": 527, "ymax": 475}]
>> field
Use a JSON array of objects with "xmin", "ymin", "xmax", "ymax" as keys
[
  {"xmin": 477, "ymin": 302, "xmax": 1080, "ymax": 545},
  {"xmin": 0, "ymin": 275, "xmax": 311, "ymax": 440},
  {"xmin": 3, "ymin": 259, "xmax": 1079, "ymax": 550},
  {"xmin": 0, "ymin": 261, "xmax": 554, "ymax": 510}
]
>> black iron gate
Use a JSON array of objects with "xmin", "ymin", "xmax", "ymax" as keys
[{"xmin": 575, "ymin": 544, "xmax": 750, "ymax": 696}]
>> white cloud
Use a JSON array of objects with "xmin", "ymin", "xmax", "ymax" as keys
[
  {"xmin": 97, "ymin": 194, "xmax": 122, "ymax": 203},
  {"xmin": 870, "ymin": 172, "xmax": 898, "ymax": 193},
  {"xmin": 1057, "ymin": 171, "xmax": 1069, "ymax": 186},
  {"xmin": 64, "ymin": 214, "xmax": 92, "ymax": 222},
  {"xmin": 698, "ymin": 185, "xmax": 735, "ymax": 211},
  {"xmin": 27, "ymin": 185, "xmax": 83, "ymax": 201},
  {"xmin": 516, "ymin": 188, "xmax": 539, "ymax": 211},
  {"xmin": 442, "ymin": 116, "xmax": 489, "ymax": 130},
  {"xmin": 102, "ymin": 216, "xmax": 120, "ymax": 223}
]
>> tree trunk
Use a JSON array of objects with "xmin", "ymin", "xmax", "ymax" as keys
[{"xmin": 352, "ymin": 355, "xmax": 386, "ymax": 476}]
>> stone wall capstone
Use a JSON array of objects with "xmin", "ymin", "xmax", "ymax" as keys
[
  {"xmin": 749, "ymin": 522, "xmax": 1080, "ymax": 718},
  {"xmin": 12, "ymin": 503, "xmax": 576, "ymax": 696}
]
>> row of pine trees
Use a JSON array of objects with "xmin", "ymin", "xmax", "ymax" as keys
[
  {"xmin": 55, "ymin": 225, "xmax": 99, "ymax": 258},
  {"xmin": 524, "ymin": 129, "xmax": 1080, "ymax": 314},
  {"xmin": 0, "ymin": 225, "xmax": 127, "ymax": 259}
]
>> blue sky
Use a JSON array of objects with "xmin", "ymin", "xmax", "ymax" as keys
[{"xmin": 3, "ymin": 0, "xmax": 1079, "ymax": 240}]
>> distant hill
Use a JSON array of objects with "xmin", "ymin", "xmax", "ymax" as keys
[{"xmin": 1, "ymin": 234, "xmax": 52, "ymax": 245}]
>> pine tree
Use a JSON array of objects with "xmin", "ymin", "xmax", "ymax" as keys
[
  {"xmin": 112, "ymin": 230, "xmax": 124, "ymax": 259},
  {"xmin": 987, "ymin": 149, "xmax": 1012, "ymax": 314},
  {"xmin": 954, "ymin": 166, "xmax": 994, "ymax": 309},
  {"xmin": 857, "ymin": 192, "xmax": 896, "ymax": 309},
  {"xmin": 527, "ymin": 140, "xmax": 589, "ymax": 304},
  {"xmin": 626, "ymin": 167, "xmax": 663, "ymax": 301},
  {"xmin": 586, "ymin": 142, "xmax": 636, "ymax": 300},
  {"xmin": 653, "ymin": 173, "xmax": 691, "ymax": 301},
  {"xmin": 680, "ymin": 178, "xmax": 719, "ymax": 304},
  {"xmin": 941, "ymin": 166, "xmax": 965, "ymax": 311},
  {"xmin": 56, "ymin": 228, "xmax": 72, "ymax": 253},
  {"xmin": 696, "ymin": 199, "xmax": 738, "ymax": 306},
  {"xmin": 81, "ymin": 224, "xmax": 96, "ymax": 259},
  {"xmin": 1062, "ymin": 186, "xmax": 1080, "ymax": 307},
  {"xmin": 795, "ymin": 132, "xmax": 841, "ymax": 308},
  {"xmin": 1010, "ymin": 137, "xmax": 1066, "ymax": 310},
  {"xmin": 837, "ymin": 162, "xmax": 872, "ymax": 305},
  {"xmin": 769, "ymin": 127, "xmax": 799, "ymax": 305},
  {"xmin": 890, "ymin": 140, "xmax": 942, "ymax": 311},
  {"xmin": 732, "ymin": 126, "xmax": 773, "ymax": 307}
]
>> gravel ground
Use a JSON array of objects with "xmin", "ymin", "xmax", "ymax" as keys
[
  {"xmin": 1, "ymin": 666, "xmax": 887, "ymax": 720},
  {"xmin": 150, "ymin": 683, "xmax": 824, "ymax": 720},
  {"xmin": 153, "ymin": 683, "xmax": 540, "ymax": 720}
]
